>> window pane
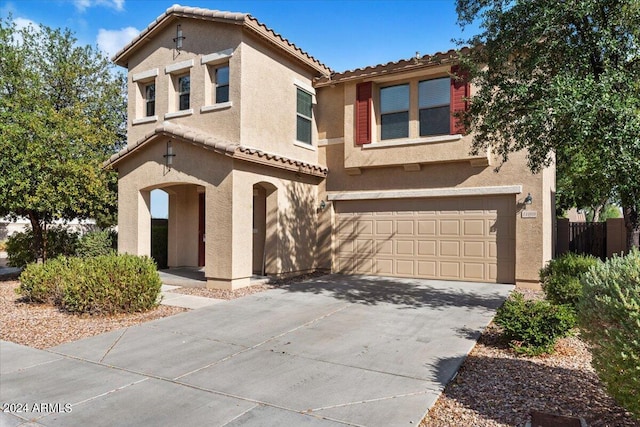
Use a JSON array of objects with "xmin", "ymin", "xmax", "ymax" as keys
[
  {"xmin": 297, "ymin": 116, "xmax": 311, "ymax": 143},
  {"xmin": 179, "ymin": 75, "xmax": 190, "ymax": 93},
  {"xmin": 297, "ymin": 89, "xmax": 312, "ymax": 118},
  {"xmin": 419, "ymin": 78, "xmax": 449, "ymax": 108},
  {"xmin": 145, "ymin": 84, "xmax": 155, "ymax": 101},
  {"xmin": 420, "ymin": 106, "xmax": 450, "ymax": 136},
  {"xmin": 216, "ymin": 66, "xmax": 229, "ymax": 85},
  {"xmin": 381, "ymin": 111, "xmax": 409, "ymax": 140},
  {"xmin": 179, "ymin": 93, "xmax": 190, "ymax": 110},
  {"xmin": 146, "ymin": 101, "xmax": 155, "ymax": 117},
  {"xmin": 216, "ymin": 85, "xmax": 229, "ymax": 104},
  {"xmin": 380, "ymin": 84, "xmax": 409, "ymax": 113}
]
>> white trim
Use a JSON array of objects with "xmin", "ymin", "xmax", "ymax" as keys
[
  {"xmin": 201, "ymin": 48, "xmax": 234, "ymax": 65},
  {"xmin": 164, "ymin": 109, "xmax": 193, "ymax": 119},
  {"xmin": 294, "ymin": 140, "xmax": 317, "ymax": 151},
  {"xmin": 317, "ymin": 138, "xmax": 344, "ymax": 147},
  {"xmin": 327, "ymin": 185, "xmax": 523, "ymax": 201},
  {"xmin": 363, "ymin": 134, "xmax": 462, "ymax": 149},
  {"xmin": 294, "ymin": 78, "xmax": 316, "ymax": 95},
  {"xmin": 132, "ymin": 68, "xmax": 158, "ymax": 82},
  {"xmin": 132, "ymin": 115, "xmax": 158, "ymax": 125},
  {"xmin": 201, "ymin": 101, "xmax": 232, "ymax": 113},
  {"xmin": 165, "ymin": 59, "xmax": 194, "ymax": 74}
]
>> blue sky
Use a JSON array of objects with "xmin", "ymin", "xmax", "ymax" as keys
[{"xmin": 1, "ymin": 0, "xmax": 477, "ymax": 217}]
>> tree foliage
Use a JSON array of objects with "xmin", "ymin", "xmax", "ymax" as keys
[
  {"xmin": 456, "ymin": 0, "xmax": 640, "ymax": 247},
  {"xmin": 0, "ymin": 17, "xmax": 125, "ymax": 260}
]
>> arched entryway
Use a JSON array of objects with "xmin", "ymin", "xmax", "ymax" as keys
[{"xmin": 252, "ymin": 182, "xmax": 277, "ymax": 276}]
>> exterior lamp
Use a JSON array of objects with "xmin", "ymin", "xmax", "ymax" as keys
[
  {"xmin": 524, "ymin": 193, "xmax": 533, "ymax": 206},
  {"xmin": 164, "ymin": 141, "xmax": 175, "ymax": 168},
  {"xmin": 174, "ymin": 24, "xmax": 185, "ymax": 51}
]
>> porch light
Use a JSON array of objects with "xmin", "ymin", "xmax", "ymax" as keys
[
  {"xmin": 524, "ymin": 193, "xmax": 533, "ymax": 205},
  {"xmin": 174, "ymin": 24, "xmax": 185, "ymax": 51},
  {"xmin": 164, "ymin": 141, "xmax": 175, "ymax": 168}
]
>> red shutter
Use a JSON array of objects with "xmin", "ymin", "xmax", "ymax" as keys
[
  {"xmin": 355, "ymin": 82, "xmax": 372, "ymax": 145},
  {"xmin": 450, "ymin": 65, "xmax": 470, "ymax": 135}
]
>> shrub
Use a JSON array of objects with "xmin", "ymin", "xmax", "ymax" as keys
[
  {"xmin": 76, "ymin": 230, "xmax": 115, "ymax": 257},
  {"xmin": 577, "ymin": 249, "xmax": 640, "ymax": 418},
  {"xmin": 17, "ymin": 254, "xmax": 161, "ymax": 315},
  {"xmin": 539, "ymin": 252, "xmax": 600, "ymax": 308},
  {"xmin": 18, "ymin": 257, "xmax": 71, "ymax": 304},
  {"xmin": 495, "ymin": 293, "xmax": 576, "ymax": 356},
  {"xmin": 6, "ymin": 226, "xmax": 79, "ymax": 268}
]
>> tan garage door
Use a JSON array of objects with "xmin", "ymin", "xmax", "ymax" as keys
[{"xmin": 334, "ymin": 196, "xmax": 515, "ymax": 283}]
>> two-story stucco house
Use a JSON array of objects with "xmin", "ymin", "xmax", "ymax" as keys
[{"xmin": 105, "ymin": 5, "xmax": 554, "ymax": 290}]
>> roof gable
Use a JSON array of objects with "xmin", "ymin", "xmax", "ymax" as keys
[{"xmin": 113, "ymin": 5, "xmax": 331, "ymax": 76}]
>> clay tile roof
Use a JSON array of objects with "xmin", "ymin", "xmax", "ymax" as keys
[
  {"xmin": 112, "ymin": 4, "xmax": 331, "ymax": 75},
  {"xmin": 103, "ymin": 122, "xmax": 328, "ymax": 178},
  {"xmin": 315, "ymin": 47, "xmax": 471, "ymax": 87}
]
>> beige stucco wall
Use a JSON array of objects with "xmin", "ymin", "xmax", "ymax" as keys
[{"xmin": 124, "ymin": 19, "xmax": 243, "ymax": 146}]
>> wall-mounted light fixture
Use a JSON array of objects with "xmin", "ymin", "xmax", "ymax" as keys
[
  {"xmin": 173, "ymin": 24, "xmax": 185, "ymax": 51},
  {"xmin": 164, "ymin": 141, "xmax": 175, "ymax": 168},
  {"xmin": 524, "ymin": 193, "xmax": 533, "ymax": 206}
]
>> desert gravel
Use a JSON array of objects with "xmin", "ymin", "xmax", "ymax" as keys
[{"xmin": 1, "ymin": 276, "xmax": 637, "ymax": 426}]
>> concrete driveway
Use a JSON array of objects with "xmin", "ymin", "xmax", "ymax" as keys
[{"xmin": 0, "ymin": 275, "xmax": 512, "ymax": 426}]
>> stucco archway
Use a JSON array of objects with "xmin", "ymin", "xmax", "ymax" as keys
[{"xmin": 252, "ymin": 182, "xmax": 278, "ymax": 276}]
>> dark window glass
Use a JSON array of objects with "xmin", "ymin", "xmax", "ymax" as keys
[
  {"xmin": 381, "ymin": 111, "xmax": 409, "ymax": 140},
  {"xmin": 419, "ymin": 106, "xmax": 450, "ymax": 136},
  {"xmin": 215, "ymin": 66, "xmax": 229, "ymax": 103},
  {"xmin": 380, "ymin": 84, "xmax": 409, "ymax": 140},
  {"xmin": 296, "ymin": 89, "xmax": 312, "ymax": 144},
  {"xmin": 145, "ymin": 83, "xmax": 155, "ymax": 117},
  {"xmin": 419, "ymin": 77, "xmax": 450, "ymax": 136},
  {"xmin": 178, "ymin": 75, "xmax": 190, "ymax": 110}
]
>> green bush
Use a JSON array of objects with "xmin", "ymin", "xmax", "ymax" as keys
[
  {"xmin": 17, "ymin": 254, "xmax": 161, "ymax": 315},
  {"xmin": 495, "ymin": 293, "xmax": 576, "ymax": 356},
  {"xmin": 18, "ymin": 257, "xmax": 71, "ymax": 304},
  {"xmin": 6, "ymin": 226, "xmax": 79, "ymax": 268},
  {"xmin": 76, "ymin": 230, "xmax": 116, "ymax": 257},
  {"xmin": 577, "ymin": 249, "xmax": 640, "ymax": 418},
  {"xmin": 539, "ymin": 252, "xmax": 600, "ymax": 307}
]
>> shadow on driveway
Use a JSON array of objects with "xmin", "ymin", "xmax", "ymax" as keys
[{"xmin": 273, "ymin": 274, "xmax": 511, "ymax": 311}]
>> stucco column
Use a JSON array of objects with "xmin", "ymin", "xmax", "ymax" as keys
[{"xmin": 136, "ymin": 190, "xmax": 152, "ymax": 256}]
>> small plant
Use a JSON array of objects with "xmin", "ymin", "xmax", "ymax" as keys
[
  {"xmin": 539, "ymin": 252, "xmax": 600, "ymax": 308},
  {"xmin": 578, "ymin": 249, "xmax": 640, "ymax": 418},
  {"xmin": 495, "ymin": 293, "xmax": 576, "ymax": 356},
  {"xmin": 6, "ymin": 226, "xmax": 79, "ymax": 268},
  {"xmin": 76, "ymin": 230, "xmax": 116, "ymax": 257},
  {"xmin": 17, "ymin": 254, "xmax": 161, "ymax": 315}
]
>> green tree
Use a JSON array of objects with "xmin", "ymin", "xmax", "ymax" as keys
[
  {"xmin": 0, "ymin": 17, "xmax": 125, "ymax": 261},
  {"xmin": 456, "ymin": 0, "xmax": 640, "ymax": 248}
]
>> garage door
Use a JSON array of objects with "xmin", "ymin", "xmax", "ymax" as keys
[{"xmin": 334, "ymin": 196, "xmax": 515, "ymax": 283}]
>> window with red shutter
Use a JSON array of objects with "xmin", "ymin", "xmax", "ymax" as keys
[
  {"xmin": 450, "ymin": 65, "xmax": 470, "ymax": 135},
  {"xmin": 355, "ymin": 82, "xmax": 372, "ymax": 145}
]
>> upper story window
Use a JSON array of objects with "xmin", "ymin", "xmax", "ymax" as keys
[
  {"xmin": 380, "ymin": 84, "xmax": 409, "ymax": 140},
  {"xmin": 419, "ymin": 77, "xmax": 450, "ymax": 136},
  {"xmin": 178, "ymin": 75, "xmax": 190, "ymax": 111},
  {"xmin": 131, "ymin": 67, "xmax": 159, "ymax": 125},
  {"xmin": 296, "ymin": 88, "xmax": 313, "ymax": 144},
  {"xmin": 215, "ymin": 66, "xmax": 229, "ymax": 104},
  {"xmin": 144, "ymin": 83, "xmax": 155, "ymax": 117}
]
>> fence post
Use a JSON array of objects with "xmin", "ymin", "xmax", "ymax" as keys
[{"xmin": 556, "ymin": 218, "xmax": 570, "ymax": 256}]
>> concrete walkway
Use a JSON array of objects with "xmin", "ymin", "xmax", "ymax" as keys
[{"xmin": 0, "ymin": 275, "xmax": 512, "ymax": 426}]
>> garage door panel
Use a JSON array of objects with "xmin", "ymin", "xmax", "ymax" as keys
[
  {"xmin": 439, "ymin": 220, "xmax": 460, "ymax": 236},
  {"xmin": 396, "ymin": 260, "xmax": 415, "ymax": 276},
  {"xmin": 396, "ymin": 240, "xmax": 415, "ymax": 255},
  {"xmin": 334, "ymin": 196, "xmax": 515, "ymax": 283},
  {"xmin": 440, "ymin": 241, "xmax": 460, "ymax": 257},
  {"xmin": 376, "ymin": 259, "xmax": 394, "ymax": 274}
]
